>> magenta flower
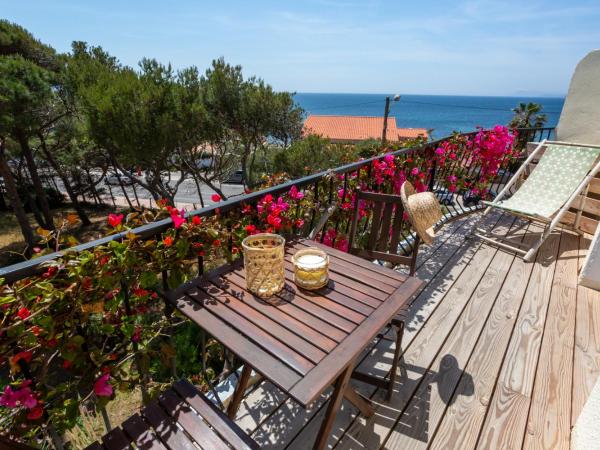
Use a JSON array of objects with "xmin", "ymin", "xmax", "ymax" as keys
[
  {"xmin": 94, "ymin": 374, "xmax": 113, "ymax": 397},
  {"xmin": 171, "ymin": 209, "xmax": 186, "ymax": 229},
  {"xmin": 289, "ymin": 185, "xmax": 304, "ymax": 200},
  {"xmin": 0, "ymin": 382, "xmax": 37, "ymax": 409}
]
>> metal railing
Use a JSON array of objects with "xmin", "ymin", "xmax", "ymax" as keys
[{"xmin": 0, "ymin": 127, "xmax": 554, "ymax": 284}]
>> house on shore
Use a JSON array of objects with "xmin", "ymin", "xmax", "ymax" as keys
[{"xmin": 302, "ymin": 114, "xmax": 428, "ymax": 143}]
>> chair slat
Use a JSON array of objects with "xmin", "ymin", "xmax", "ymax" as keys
[
  {"xmin": 389, "ymin": 203, "xmax": 404, "ymax": 253},
  {"xmin": 158, "ymin": 389, "xmax": 230, "ymax": 450},
  {"xmin": 377, "ymin": 202, "xmax": 394, "ymax": 252},
  {"xmin": 121, "ymin": 413, "xmax": 167, "ymax": 450},
  {"xmin": 173, "ymin": 379, "xmax": 259, "ymax": 450},
  {"xmin": 101, "ymin": 428, "xmax": 131, "ymax": 450},
  {"xmin": 142, "ymin": 402, "xmax": 196, "ymax": 450},
  {"xmin": 368, "ymin": 201, "xmax": 383, "ymax": 251}
]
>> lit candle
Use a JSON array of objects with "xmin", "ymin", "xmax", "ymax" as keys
[{"xmin": 292, "ymin": 248, "xmax": 329, "ymax": 290}]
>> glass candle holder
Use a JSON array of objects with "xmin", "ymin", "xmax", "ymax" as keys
[
  {"xmin": 242, "ymin": 233, "xmax": 286, "ymax": 298},
  {"xmin": 292, "ymin": 248, "xmax": 329, "ymax": 290}
]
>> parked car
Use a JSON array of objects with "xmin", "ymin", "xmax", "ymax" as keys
[
  {"xmin": 106, "ymin": 170, "xmax": 134, "ymax": 186},
  {"xmin": 224, "ymin": 170, "xmax": 244, "ymax": 184}
]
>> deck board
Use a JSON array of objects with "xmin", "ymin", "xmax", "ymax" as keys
[{"xmin": 232, "ymin": 213, "xmax": 599, "ymax": 449}]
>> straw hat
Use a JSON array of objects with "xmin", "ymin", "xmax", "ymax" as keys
[{"xmin": 400, "ymin": 181, "xmax": 443, "ymax": 245}]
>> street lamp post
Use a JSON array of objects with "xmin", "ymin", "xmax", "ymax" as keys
[{"xmin": 382, "ymin": 94, "xmax": 401, "ymax": 144}]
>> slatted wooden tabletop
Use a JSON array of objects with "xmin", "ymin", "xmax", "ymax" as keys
[{"xmin": 166, "ymin": 239, "xmax": 423, "ymax": 407}]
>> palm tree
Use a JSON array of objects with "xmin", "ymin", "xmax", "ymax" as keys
[{"xmin": 509, "ymin": 102, "xmax": 547, "ymax": 128}]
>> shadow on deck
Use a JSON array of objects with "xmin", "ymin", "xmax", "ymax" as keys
[{"xmin": 233, "ymin": 211, "xmax": 600, "ymax": 449}]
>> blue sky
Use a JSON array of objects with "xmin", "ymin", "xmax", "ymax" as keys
[{"xmin": 3, "ymin": 0, "xmax": 598, "ymax": 96}]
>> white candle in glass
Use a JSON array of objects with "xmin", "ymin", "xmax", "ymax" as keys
[{"xmin": 293, "ymin": 249, "xmax": 329, "ymax": 289}]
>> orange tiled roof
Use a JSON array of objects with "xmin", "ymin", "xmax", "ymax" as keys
[{"xmin": 303, "ymin": 115, "xmax": 428, "ymax": 142}]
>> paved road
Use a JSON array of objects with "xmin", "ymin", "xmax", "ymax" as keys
[{"xmin": 51, "ymin": 173, "xmax": 245, "ymax": 211}]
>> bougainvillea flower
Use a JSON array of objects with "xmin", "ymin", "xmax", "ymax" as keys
[
  {"xmin": 163, "ymin": 236, "xmax": 174, "ymax": 247},
  {"xmin": 170, "ymin": 210, "xmax": 186, "ymax": 229},
  {"xmin": 211, "ymin": 194, "xmax": 221, "ymax": 202},
  {"xmin": 212, "ymin": 239, "xmax": 222, "ymax": 247},
  {"xmin": 107, "ymin": 213, "xmax": 124, "ymax": 227},
  {"xmin": 93, "ymin": 373, "xmax": 113, "ymax": 397},
  {"xmin": 289, "ymin": 185, "xmax": 304, "ymax": 200},
  {"xmin": 0, "ymin": 382, "xmax": 37, "ymax": 409},
  {"xmin": 41, "ymin": 266, "xmax": 58, "ymax": 279},
  {"xmin": 16, "ymin": 307, "xmax": 30, "ymax": 321},
  {"xmin": 191, "ymin": 215, "xmax": 202, "ymax": 226},
  {"xmin": 245, "ymin": 224, "xmax": 257, "ymax": 234}
]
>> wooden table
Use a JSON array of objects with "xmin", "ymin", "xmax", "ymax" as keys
[{"xmin": 166, "ymin": 239, "xmax": 423, "ymax": 449}]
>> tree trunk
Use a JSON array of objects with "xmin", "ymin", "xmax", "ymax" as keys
[
  {"xmin": 191, "ymin": 175, "xmax": 205, "ymax": 208},
  {"xmin": 0, "ymin": 142, "xmax": 35, "ymax": 251},
  {"xmin": 131, "ymin": 182, "xmax": 141, "ymax": 208},
  {"xmin": 16, "ymin": 131, "xmax": 54, "ymax": 229},
  {"xmin": 111, "ymin": 163, "xmax": 134, "ymax": 209},
  {"xmin": 40, "ymin": 144, "xmax": 91, "ymax": 226}
]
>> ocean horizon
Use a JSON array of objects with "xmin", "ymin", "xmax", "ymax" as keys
[{"xmin": 294, "ymin": 93, "xmax": 565, "ymax": 139}]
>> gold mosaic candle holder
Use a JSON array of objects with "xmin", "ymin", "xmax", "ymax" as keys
[
  {"xmin": 242, "ymin": 233, "xmax": 286, "ymax": 298},
  {"xmin": 292, "ymin": 247, "xmax": 329, "ymax": 290}
]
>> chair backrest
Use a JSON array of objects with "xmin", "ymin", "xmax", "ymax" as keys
[
  {"xmin": 511, "ymin": 143, "xmax": 600, "ymax": 218},
  {"xmin": 556, "ymin": 50, "xmax": 600, "ymax": 145},
  {"xmin": 348, "ymin": 190, "xmax": 420, "ymax": 274}
]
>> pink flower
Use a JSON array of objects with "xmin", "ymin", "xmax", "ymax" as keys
[
  {"xmin": 0, "ymin": 382, "xmax": 37, "ymax": 409},
  {"xmin": 411, "ymin": 167, "xmax": 420, "ymax": 176},
  {"xmin": 289, "ymin": 185, "xmax": 304, "ymax": 200},
  {"xmin": 107, "ymin": 213, "xmax": 123, "ymax": 227},
  {"xmin": 93, "ymin": 374, "xmax": 113, "ymax": 397},
  {"xmin": 211, "ymin": 194, "xmax": 221, "ymax": 202},
  {"xmin": 171, "ymin": 209, "xmax": 186, "ymax": 229}
]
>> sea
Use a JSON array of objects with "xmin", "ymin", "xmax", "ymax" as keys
[{"xmin": 294, "ymin": 93, "xmax": 565, "ymax": 140}]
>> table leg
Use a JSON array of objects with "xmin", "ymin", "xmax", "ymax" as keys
[
  {"xmin": 313, "ymin": 364, "xmax": 354, "ymax": 450},
  {"xmin": 226, "ymin": 364, "xmax": 252, "ymax": 419}
]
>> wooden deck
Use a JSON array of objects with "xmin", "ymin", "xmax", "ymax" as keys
[{"xmin": 231, "ymin": 211, "xmax": 600, "ymax": 449}]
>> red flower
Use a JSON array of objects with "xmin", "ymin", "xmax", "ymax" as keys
[
  {"xmin": 245, "ymin": 224, "xmax": 257, "ymax": 234},
  {"xmin": 211, "ymin": 194, "xmax": 221, "ymax": 202},
  {"xmin": 41, "ymin": 266, "xmax": 58, "ymax": 279},
  {"xmin": 46, "ymin": 338, "xmax": 57, "ymax": 348},
  {"xmin": 17, "ymin": 307, "xmax": 30, "ymax": 321},
  {"xmin": 99, "ymin": 255, "xmax": 110, "ymax": 266},
  {"xmin": 11, "ymin": 351, "xmax": 33, "ymax": 366},
  {"xmin": 133, "ymin": 287, "xmax": 149, "ymax": 297},
  {"xmin": 107, "ymin": 213, "xmax": 124, "ymax": 227},
  {"xmin": 212, "ymin": 239, "xmax": 221, "ymax": 247},
  {"xmin": 163, "ymin": 236, "xmax": 174, "ymax": 247},
  {"xmin": 62, "ymin": 359, "xmax": 72, "ymax": 369},
  {"xmin": 27, "ymin": 406, "xmax": 43, "ymax": 420},
  {"xmin": 191, "ymin": 215, "xmax": 202, "ymax": 226},
  {"xmin": 31, "ymin": 326, "xmax": 41, "ymax": 337},
  {"xmin": 82, "ymin": 277, "xmax": 92, "ymax": 291},
  {"xmin": 231, "ymin": 246, "xmax": 239, "ymax": 255}
]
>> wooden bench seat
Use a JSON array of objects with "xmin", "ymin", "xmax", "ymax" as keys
[{"xmin": 86, "ymin": 379, "xmax": 258, "ymax": 450}]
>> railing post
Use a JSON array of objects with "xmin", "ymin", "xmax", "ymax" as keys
[{"xmin": 121, "ymin": 279, "xmax": 150, "ymax": 404}]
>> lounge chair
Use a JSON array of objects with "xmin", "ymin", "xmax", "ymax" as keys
[{"xmin": 472, "ymin": 139, "xmax": 600, "ymax": 261}]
